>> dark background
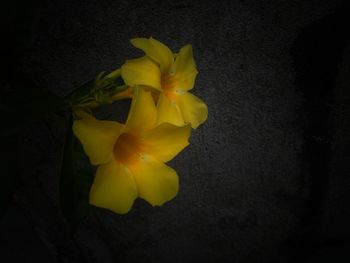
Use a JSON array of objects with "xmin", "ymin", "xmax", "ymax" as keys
[{"xmin": 1, "ymin": 0, "xmax": 350, "ymax": 262}]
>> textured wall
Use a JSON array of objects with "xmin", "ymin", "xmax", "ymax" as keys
[{"xmin": 1, "ymin": 0, "xmax": 349, "ymax": 262}]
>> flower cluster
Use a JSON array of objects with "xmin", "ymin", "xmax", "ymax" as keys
[{"xmin": 73, "ymin": 38, "xmax": 208, "ymax": 214}]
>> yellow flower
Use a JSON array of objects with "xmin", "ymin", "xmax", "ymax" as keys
[
  {"xmin": 121, "ymin": 37, "xmax": 208, "ymax": 129},
  {"xmin": 73, "ymin": 87, "xmax": 191, "ymax": 214}
]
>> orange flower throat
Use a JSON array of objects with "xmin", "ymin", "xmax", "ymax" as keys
[{"xmin": 114, "ymin": 133, "xmax": 144, "ymax": 165}]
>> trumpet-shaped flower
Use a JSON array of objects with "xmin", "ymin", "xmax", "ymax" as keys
[
  {"xmin": 121, "ymin": 37, "xmax": 208, "ymax": 129},
  {"xmin": 73, "ymin": 87, "xmax": 191, "ymax": 214}
]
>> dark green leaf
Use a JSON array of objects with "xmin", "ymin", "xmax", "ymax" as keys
[
  {"xmin": 64, "ymin": 79, "xmax": 94, "ymax": 104},
  {"xmin": 60, "ymin": 113, "xmax": 94, "ymax": 231}
]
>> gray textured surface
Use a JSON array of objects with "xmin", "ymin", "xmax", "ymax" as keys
[{"xmin": 1, "ymin": 0, "xmax": 349, "ymax": 262}]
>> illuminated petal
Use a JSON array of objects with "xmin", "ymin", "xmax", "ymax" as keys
[
  {"xmin": 121, "ymin": 57, "xmax": 161, "ymax": 91},
  {"xmin": 177, "ymin": 92, "xmax": 208, "ymax": 129},
  {"xmin": 173, "ymin": 45, "xmax": 198, "ymax": 91},
  {"xmin": 73, "ymin": 118, "xmax": 124, "ymax": 165},
  {"xmin": 156, "ymin": 93, "xmax": 184, "ymax": 126},
  {"xmin": 131, "ymin": 37, "xmax": 174, "ymax": 73},
  {"xmin": 142, "ymin": 123, "xmax": 191, "ymax": 162},
  {"xmin": 125, "ymin": 87, "xmax": 157, "ymax": 133},
  {"xmin": 130, "ymin": 156, "xmax": 178, "ymax": 206},
  {"xmin": 90, "ymin": 159, "xmax": 137, "ymax": 214}
]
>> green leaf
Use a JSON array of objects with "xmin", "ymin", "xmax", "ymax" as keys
[
  {"xmin": 60, "ymin": 113, "xmax": 94, "ymax": 231},
  {"xmin": 64, "ymin": 79, "xmax": 94, "ymax": 104}
]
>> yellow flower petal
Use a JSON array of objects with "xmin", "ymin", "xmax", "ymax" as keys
[
  {"xmin": 130, "ymin": 156, "xmax": 178, "ymax": 206},
  {"xmin": 125, "ymin": 87, "xmax": 157, "ymax": 133},
  {"xmin": 156, "ymin": 93, "xmax": 184, "ymax": 126},
  {"xmin": 73, "ymin": 118, "xmax": 124, "ymax": 165},
  {"xmin": 131, "ymin": 37, "xmax": 174, "ymax": 73},
  {"xmin": 177, "ymin": 92, "xmax": 208, "ymax": 129},
  {"xmin": 142, "ymin": 123, "xmax": 191, "ymax": 162},
  {"xmin": 173, "ymin": 45, "xmax": 198, "ymax": 91},
  {"xmin": 121, "ymin": 56, "xmax": 161, "ymax": 91},
  {"xmin": 90, "ymin": 159, "xmax": 137, "ymax": 214}
]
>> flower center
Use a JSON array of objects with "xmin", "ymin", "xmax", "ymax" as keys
[
  {"xmin": 162, "ymin": 72, "xmax": 180, "ymax": 90},
  {"xmin": 113, "ymin": 133, "xmax": 144, "ymax": 165},
  {"xmin": 161, "ymin": 74, "xmax": 178, "ymax": 100}
]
